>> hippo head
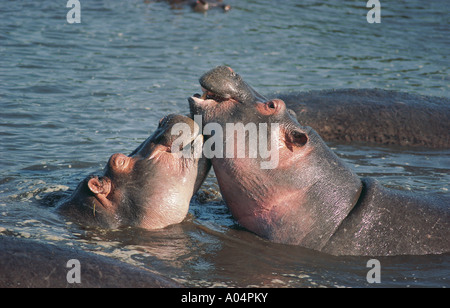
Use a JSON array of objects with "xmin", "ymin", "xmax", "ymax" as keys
[
  {"xmin": 189, "ymin": 67, "xmax": 362, "ymax": 249},
  {"xmin": 59, "ymin": 114, "xmax": 210, "ymax": 230},
  {"xmin": 189, "ymin": 65, "xmax": 268, "ymax": 122}
]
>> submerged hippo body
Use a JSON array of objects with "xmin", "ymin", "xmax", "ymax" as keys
[
  {"xmin": 324, "ymin": 178, "xmax": 450, "ymax": 256},
  {"xmin": 0, "ymin": 236, "xmax": 181, "ymax": 287},
  {"xmin": 277, "ymin": 89, "xmax": 450, "ymax": 148},
  {"xmin": 59, "ymin": 114, "xmax": 210, "ymax": 230},
  {"xmin": 189, "ymin": 66, "xmax": 450, "ymax": 256}
]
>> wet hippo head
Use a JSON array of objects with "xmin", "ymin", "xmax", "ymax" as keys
[
  {"xmin": 189, "ymin": 65, "xmax": 268, "ymax": 122},
  {"xmin": 191, "ymin": 1, "xmax": 231, "ymax": 13},
  {"xmin": 193, "ymin": 0, "xmax": 209, "ymax": 12},
  {"xmin": 189, "ymin": 68, "xmax": 362, "ymax": 249},
  {"xmin": 59, "ymin": 114, "xmax": 210, "ymax": 230}
]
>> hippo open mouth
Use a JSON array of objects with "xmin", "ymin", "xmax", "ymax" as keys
[
  {"xmin": 190, "ymin": 88, "xmax": 236, "ymax": 109},
  {"xmin": 160, "ymin": 114, "xmax": 202, "ymax": 150},
  {"xmin": 189, "ymin": 66, "xmax": 268, "ymax": 116},
  {"xmin": 189, "ymin": 89, "xmax": 238, "ymax": 122},
  {"xmin": 133, "ymin": 114, "xmax": 203, "ymax": 161},
  {"xmin": 197, "ymin": 90, "xmax": 231, "ymax": 103},
  {"xmin": 147, "ymin": 129, "xmax": 202, "ymax": 160},
  {"xmin": 199, "ymin": 86, "xmax": 232, "ymax": 102}
]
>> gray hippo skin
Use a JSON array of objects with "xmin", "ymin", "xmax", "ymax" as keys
[
  {"xmin": 59, "ymin": 114, "xmax": 210, "ymax": 230},
  {"xmin": 323, "ymin": 178, "xmax": 449, "ymax": 256},
  {"xmin": 277, "ymin": 89, "xmax": 450, "ymax": 148},
  {"xmin": 189, "ymin": 66, "xmax": 450, "ymax": 256},
  {"xmin": 0, "ymin": 236, "xmax": 180, "ymax": 287}
]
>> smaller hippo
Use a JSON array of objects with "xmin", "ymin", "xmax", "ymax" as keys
[
  {"xmin": 58, "ymin": 114, "xmax": 210, "ymax": 230},
  {"xmin": 157, "ymin": 0, "xmax": 231, "ymax": 13},
  {"xmin": 192, "ymin": 0, "xmax": 231, "ymax": 12},
  {"xmin": 189, "ymin": 66, "xmax": 450, "ymax": 256}
]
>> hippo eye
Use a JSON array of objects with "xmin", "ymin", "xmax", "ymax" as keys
[
  {"xmin": 268, "ymin": 101, "xmax": 276, "ymax": 109},
  {"xmin": 158, "ymin": 117, "xmax": 169, "ymax": 128}
]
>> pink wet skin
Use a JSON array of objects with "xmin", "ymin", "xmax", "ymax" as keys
[
  {"xmin": 202, "ymin": 99, "xmax": 318, "ymax": 242},
  {"xmin": 59, "ymin": 114, "xmax": 210, "ymax": 230},
  {"xmin": 189, "ymin": 67, "xmax": 362, "ymax": 249}
]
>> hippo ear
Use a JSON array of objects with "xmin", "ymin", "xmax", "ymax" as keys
[
  {"xmin": 87, "ymin": 176, "xmax": 111, "ymax": 196},
  {"xmin": 285, "ymin": 130, "xmax": 308, "ymax": 151}
]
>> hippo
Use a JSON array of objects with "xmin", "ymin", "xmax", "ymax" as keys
[
  {"xmin": 191, "ymin": 0, "xmax": 231, "ymax": 12},
  {"xmin": 193, "ymin": 66, "xmax": 450, "ymax": 148},
  {"xmin": 0, "ymin": 236, "xmax": 181, "ymax": 287},
  {"xmin": 188, "ymin": 66, "xmax": 450, "ymax": 256},
  {"xmin": 154, "ymin": 0, "xmax": 231, "ymax": 12},
  {"xmin": 277, "ymin": 89, "xmax": 450, "ymax": 148},
  {"xmin": 58, "ymin": 114, "xmax": 210, "ymax": 230}
]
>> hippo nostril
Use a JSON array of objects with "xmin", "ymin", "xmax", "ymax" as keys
[
  {"xmin": 110, "ymin": 153, "xmax": 129, "ymax": 171},
  {"xmin": 115, "ymin": 156, "xmax": 125, "ymax": 168}
]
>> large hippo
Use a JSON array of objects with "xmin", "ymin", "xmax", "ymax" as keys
[
  {"xmin": 188, "ymin": 66, "xmax": 450, "ymax": 256},
  {"xmin": 58, "ymin": 114, "xmax": 210, "ymax": 230},
  {"xmin": 195, "ymin": 66, "xmax": 450, "ymax": 148}
]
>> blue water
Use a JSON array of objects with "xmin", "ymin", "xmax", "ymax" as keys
[{"xmin": 1, "ymin": 0, "xmax": 449, "ymax": 287}]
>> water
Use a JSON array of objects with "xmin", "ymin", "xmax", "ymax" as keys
[{"xmin": 1, "ymin": 0, "xmax": 449, "ymax": 287}]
